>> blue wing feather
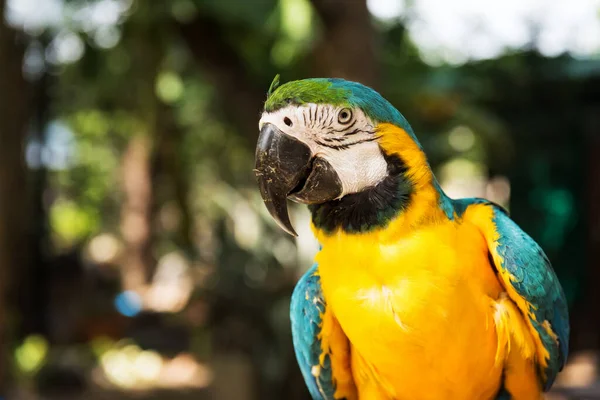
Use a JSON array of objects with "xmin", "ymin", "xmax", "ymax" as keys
[
  {"xmin": 290, "ymin": 263, "xmax": 337, "ymax": 400},
  {"xmin": 490, "ymin": 205, "xmax": 570, "ymax": 390}
]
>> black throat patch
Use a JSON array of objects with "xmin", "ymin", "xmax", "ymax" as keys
[{"xmin": 309, "ymin": 151, "xmax": 413, "ymax": 234}]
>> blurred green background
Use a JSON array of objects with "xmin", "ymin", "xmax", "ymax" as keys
[{"xmin": 0, "ymin": 0, "xmax": 599, "ymax": 399}]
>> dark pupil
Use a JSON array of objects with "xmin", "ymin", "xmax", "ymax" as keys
[
  {"xmin": 341, "ymin": 112, "xmax": 348, "ymax": 119},
  {"xmin": 284, "ymin": 117, "xmax": 293, "ymax": 126}
]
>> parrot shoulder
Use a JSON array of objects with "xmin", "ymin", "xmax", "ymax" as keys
[{"xmin": 456, "ymin": 197, "xmax": 569, "ymax": 391}]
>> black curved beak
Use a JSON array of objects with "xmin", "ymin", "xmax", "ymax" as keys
[
  {"xmin": 254, "ymin": 123, "xmax": 342, "ymax": 236},
  {"xmin": 255, "ymin": 124, "xmax": 311, "ymax": 236}
]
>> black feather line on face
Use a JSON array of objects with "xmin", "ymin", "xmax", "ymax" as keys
[
  {"xmin": 315, "ymin": 136, "xmax": 379, "ymax": 150},
  {"xmin": 326, "ymin": 111, "xmax": 335, "ymax": 127},
  {"xmin": 322, "ymin": 137, "xmax": 347, "ymax": 142},
  {"xmin": 309, "ymin": 151, "xmax": 413, "ymax": 233},
  {"xmin": 319, "ymin": 107, "xmax": 326, "ymax": 124},
  {"xmin": 344, "ymin": 128, "xmax": 377, "ymax": 136},
  {"xmin": 314, "ymin": 140, "xmax": 350, "ymax": 150},
  {"xmin": 326, "ymin": 119, "xmax": 357, "ymax": 134}
]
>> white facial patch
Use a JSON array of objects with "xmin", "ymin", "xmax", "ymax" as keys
[{"xmin": 259, "ymin": 104, "xmax": 388, "ymax": 197}]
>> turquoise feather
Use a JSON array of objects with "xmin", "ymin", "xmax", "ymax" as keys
[
  {"xmin": 490, "ymin": 205, "xmax": 569, "ymax": 389},
  {"xmin": 454, "ymin": 198, "xmax": 569, "ymax": 390},
  {"xmin": 290, "ymin": 263, "xmax": 337, "ymax": 400}
]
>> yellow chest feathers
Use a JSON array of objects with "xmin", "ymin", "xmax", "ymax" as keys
[
  {"xmin": 316, "ymin": 219, "xmax": 502, "ymax": 315},
  {"xmin": 314, "ymin": 219, "xmax": 507, "ymax": 399}
]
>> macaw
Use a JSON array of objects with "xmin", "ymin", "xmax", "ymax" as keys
[{"xmin": 253, "ymin": 77, "xmax": 569, "ymax": 400}]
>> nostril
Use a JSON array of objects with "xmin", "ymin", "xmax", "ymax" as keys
[{"xmin": 284, "ymin": 117, "xmax": 293, "ymax": 127}]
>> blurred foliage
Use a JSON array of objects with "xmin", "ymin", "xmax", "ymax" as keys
[{"xmin": 1, "ymin": 0, "xmax": 599, "ymax": 398}]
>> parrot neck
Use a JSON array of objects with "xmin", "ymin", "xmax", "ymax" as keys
[
  {"xmin": 308, "ymin": 152, "xmax": 413, "ymax": 234},
  {"xmin": 310, "ymin": 123, "xmax": 454, "ymax": 239}
]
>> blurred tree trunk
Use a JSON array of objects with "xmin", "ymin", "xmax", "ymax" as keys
[
  {"xmin": 0, "ymin": 1, "xmax": 29, "ymax": 394},
  {"xmin": 154, "ymin": 102, "xmax": 195, "ymax": 252},
  {"xmin": 20, "ymin": 58, "xmax": 51, "ymax": 339},
  {"xmin": 119, "ymin": 2, "xmax": 164, "ymax": 291},
  {"xmin": 120, "ymin": 134, "xmax": 155, "ymax": 291},
  {"xmin": 311, "ymin": 0, "xmax": 378, "ymax": 88}
]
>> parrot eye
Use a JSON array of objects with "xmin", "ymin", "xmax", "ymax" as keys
[
  {"xmin": 284, "ymin": 117, "xmax": 293, "ymax": 127},
  {"xmin": 338, "ymin": 108, "xmax": 353, "ymax": 124}
]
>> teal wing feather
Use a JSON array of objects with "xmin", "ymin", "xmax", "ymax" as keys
[
  {"xmin": 488, "ymin": 204, "xmax": 570, "ymax": 390},
  {"xmin": 290, "ymin": 263, "xmax": 338, "ymax": 400}
]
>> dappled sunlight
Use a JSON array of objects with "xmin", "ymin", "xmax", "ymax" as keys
[
  {"xmin": 144, "ymin": 252, "xmax": 194, "ymax": 313},
  {"xmin": 232, "ymin": 201, "xmax": 262, "ymax": 251},
  {"xmin": 438, "ymin": 121, "xmax": 512, "ymax": 207},
  {"xmin": 368, "ymin": 0, "xmax": 600, "ymax": 64},
  {"xmin": 87, "ymin": 233, "xmax": 122, "ymax": 264},
  {"xmin": 95, "ymin": 342, "xmax": 212, "ymax": 391},
  {"xmin": 292, "ymin": 206, "xmax": 320, "ymax": 273},
  {"xmin": 0, "ymin": 0, "xmax": 595, "ymax": 398},
  {"xmin": 439, "ymin": 158, "xmax": 511, "ymax": 208},
  {"xmin": 438, "ymin": 158, "xmax": 488, "ymax": 198},
  {"xmin": 485, "ymin": 175, "xmax": 511, "ymax": 207},
  {"xmin": 556, "ymin": 351, "xmax": 599, "ymax": 388},
  {"xmin": 447, "ymin": 125, "xmax": 476, "ymax": 152},
  {"xmin": 15, "ymin": 335, "xmax": 49, "ymax": 375}
]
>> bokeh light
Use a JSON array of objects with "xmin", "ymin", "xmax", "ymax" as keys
[{"xmin": 0, "ymin": 0, "xmax": 594, "ymax": 398}]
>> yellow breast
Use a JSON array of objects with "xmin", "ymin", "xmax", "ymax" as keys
[{"xmin": 315, "ymin": 219, "xmax": 506, "ymax": 400}]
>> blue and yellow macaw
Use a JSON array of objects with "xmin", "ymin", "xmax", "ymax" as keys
[{"xmin": 254, "ymin": 77, "xmax": 569, "ymax": 400}]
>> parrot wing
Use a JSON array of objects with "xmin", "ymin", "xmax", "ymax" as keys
[
  {"xmin": 290, "ymin": 263, "xmax": 355, "ymax": 400},
  {"xmin": 473, "ymin": 201, "xmax": 569, "ymax": 390}
]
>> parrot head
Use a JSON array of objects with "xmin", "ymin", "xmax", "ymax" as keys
[{"xmin": 255, "ymin": 77, "xmax": 432, "ymax": 236}]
